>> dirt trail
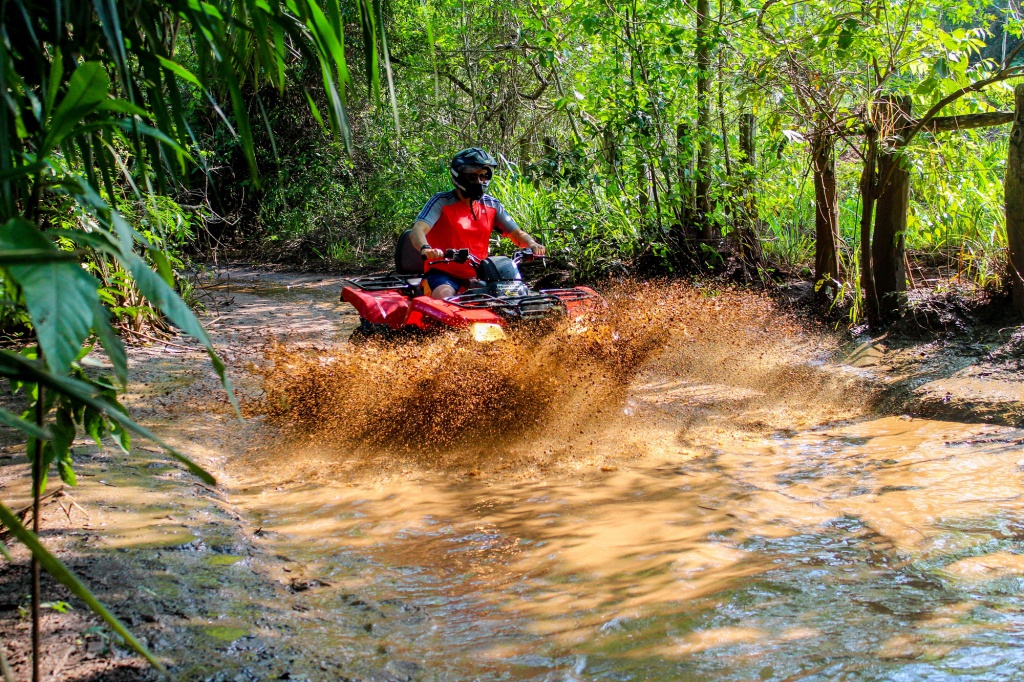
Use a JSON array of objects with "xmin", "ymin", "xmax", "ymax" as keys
[{"xmin": 0, "ymin": 267, "xmax": 1022, "ymax": 681}]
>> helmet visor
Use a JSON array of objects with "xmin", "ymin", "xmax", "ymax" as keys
[{"xmin": 458, "ymin": 165, "xmax": 493, "ymax": 180}]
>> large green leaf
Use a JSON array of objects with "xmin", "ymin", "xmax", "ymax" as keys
[
  {"xmin": 0, "ymin": 349, "xmax": 216, "ymax": 484},
  {"xmin": 156, "ymin": 55, "xmax": 203, "ymax": 88},
  {"xmin": 45, "ymin": 62, "xmax": 110, "ymax": 151},
  {"xmin": 0, "ymin": 502, "xmax": 166, "ymax": 673},
  {"xmin": 0, "ymin": 219, "xmax": 100, "ymax": 374},
  {"xmin": 0, "ymin": 249, "xmax": 80, "ymax": 264}
]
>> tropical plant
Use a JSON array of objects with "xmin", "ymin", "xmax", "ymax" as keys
[{"xmin": 0, "ymin": 0, "xmax": 396, "ymax": 678}]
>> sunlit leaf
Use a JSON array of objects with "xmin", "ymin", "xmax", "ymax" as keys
[{"xmin": 46, "ymin": 62, "xmax": 110, "ymax": 151}]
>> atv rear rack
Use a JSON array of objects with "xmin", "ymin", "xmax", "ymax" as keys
[{"xmin": 344, "ymin": 274, "xmax": 419, "ymax": 292}]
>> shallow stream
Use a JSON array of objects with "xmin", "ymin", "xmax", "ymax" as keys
[{"xmin": 231, "ymin": 416, "xmax": 1024, "ymax": 681}]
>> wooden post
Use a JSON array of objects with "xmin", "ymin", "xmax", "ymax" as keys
[
  {"xmin": 811, "ymin": 131, "xmax": 840, "ymax": 287},
  {"xmin": 872, "ymin": 95, "xmax": 912, "ymax": 323},
  {"xmin": 1006, "ymin": 84, "xmax": 1024, "ymax": 318}
]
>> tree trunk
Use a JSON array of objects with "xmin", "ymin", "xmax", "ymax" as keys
[
  {"xmin": 738, "ymin": 113, "xmax": 755, "ymax": 168},
  {"xmin": 1006, "ymin": 84, "xmax": 1024, "ymax": 318},
  {"xmin": 602, "ymin": 128, "xmax": 617, "ymax": 168},
  {"xmin": 811, "ymin": 132, "xmax": 839, "ymax": 288},
  {"xmin": 519, "ymin": 136, "xmax": 531, "ymax": 166},
  {"xmin": 676, "ymin": 123, "xmax": 694, "ymax": 224},
  {"xmin": 638, "ymin": 162, "xmax": 650, "ymax": 215},
  {"xmin": 736, "ymin": 113, "xmax": 763, "ymax": 266},
  {"xmin": 738, "ymin": 112, "xmax": 757, "ymax": 219},
  {"xmin": 695, "ymin": 0, "xmax": 712, "ymax": 239},
  {"xmin": 872, "ymin": 95, "xmax": 912, "ymax": 323},
  {"xmin": 860, "ymin": 125, "xmax": 880, "ymax": 329}
]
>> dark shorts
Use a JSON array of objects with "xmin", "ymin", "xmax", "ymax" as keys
[{"xmin": 425, "ymin": 270, "xmax": 471, "ymax": 295}]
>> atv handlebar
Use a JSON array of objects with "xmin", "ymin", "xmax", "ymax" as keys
[
  {"xmin": 514, "ymin": 248, "xmax": 547, "ymax": 266},
  {"xmin": 426, "ymin": 248, "xmax": 546, "ymax": 267},
  {"xmin": 427, "ymin": 248, "xmax": 478, "ymax": 266}
]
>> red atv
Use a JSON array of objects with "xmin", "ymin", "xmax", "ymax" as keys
[{"xmin": 341, "ymin": 230, "xmax": 601, "ymax": 341}]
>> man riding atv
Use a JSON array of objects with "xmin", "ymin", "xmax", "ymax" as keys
[{"xmin": 410, "ymin": 148, "xmax": 547, "ymax": 299}]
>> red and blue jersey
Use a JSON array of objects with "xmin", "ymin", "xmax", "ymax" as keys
[{"xmin": 416, "ymin": 191, "xmax": 519, "ymax": 279}]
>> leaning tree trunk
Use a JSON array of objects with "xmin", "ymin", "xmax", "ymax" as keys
[
  {"xmin": 695, "ymin": 0, "xmax": 713, "ymax": 239},
  {"xmin": 676, "ymin": 122, "xmax": 694, "ymax": 226},
  {"xmin": 1006, "ymin": 84, "xmax": 1024, "ymax": 318},
  {"xmin": 860, "ymin": 125, "xmax": 880, "ymax": 329},
  {"xmin": 811, "ymin": 131, "xmax": 840, "ymax": 291},
  {"xmin": 872, "ymin": 95, "xmax": 912, "ymax": 323}
]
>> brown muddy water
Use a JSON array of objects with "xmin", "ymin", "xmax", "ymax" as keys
[{"xmin": 3, "ymin": 273, "xmax": 1024, "ymax": 681}]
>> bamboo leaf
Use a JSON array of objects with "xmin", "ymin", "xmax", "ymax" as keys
[
  {"xmin": 156, "ymin": 56, "xmax": 203, "ymax": 89},
  {"xmin": 44, "ymin": 47, "xmax": 63, "ymax": 118},
  {"xmin": 90, "ymin": 300, "xmax": 128, "ymax": 386},
  {"xmin": 46, "ymin": 62, "xmax": 110, "ymax": 151},
  {"xmin": 91, "ymin": 0, "xmax": 128, "ymax": 83},
  {"xmin": 124, "ymin": 253, "xmax": 239, "ymax": 417},
  {"xmin": 0, "ymin": 219, "xmax": 100, "ymax": 374}
]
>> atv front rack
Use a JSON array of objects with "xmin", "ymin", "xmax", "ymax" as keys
[
  {"xmin": 447, "ymin": 287, "xmax": 596, "ymax": 321},
  {"xmin": 539, "ymin": 288, "xmax": 594, "ymax": 302},
  {"xmin": 447, "ymin": 292, "xmax": 564, "ymax": 321}
]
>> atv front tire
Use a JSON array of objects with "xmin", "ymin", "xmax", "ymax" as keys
[{"xmin": 349, "ymin": 320, "xmax": 392, "ymax": 344}]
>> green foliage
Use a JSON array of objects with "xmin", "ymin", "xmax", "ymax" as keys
[{"xmin": 0, "ymin": 0, "xmax": 400, "ymax": 673}]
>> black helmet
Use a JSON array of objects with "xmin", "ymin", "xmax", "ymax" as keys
[
  {"xmin": 450, "ymin": 148, "xmax": 498, "ymax": 202},
  {"xmin": 450, "ymin": 147, "xmax": 498, "ymax": 174}
]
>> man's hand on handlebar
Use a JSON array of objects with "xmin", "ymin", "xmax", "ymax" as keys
[
  {"xmin": 530, "ymin": 243, "xmax": 546, "ymax": 257},
  {"xmin": 422, "ymin": 247, "xmax": 444, "ymax": 261}
]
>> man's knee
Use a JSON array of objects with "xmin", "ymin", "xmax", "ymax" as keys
[{"xmin": 431, "ymin": 284, "xmax": 456, "ymax": 299}]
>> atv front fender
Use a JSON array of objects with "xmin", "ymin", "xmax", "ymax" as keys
[{"xmin": 341, "ymin": 286, "xmax": 411, "ymax": 329}]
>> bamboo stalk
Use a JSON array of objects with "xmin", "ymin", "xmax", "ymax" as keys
[{"xmin": 31, "ymin": 383, "xmax": 43, "ymax": 682}]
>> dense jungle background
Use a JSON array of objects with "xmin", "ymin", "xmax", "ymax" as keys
[
  {"xmin": 187, "ymin": 0, "xmax": 1024, "ymax": 329},
  {"xmin": 6, "ymin": 0, "xmax": 1024, "ymax": 338}
]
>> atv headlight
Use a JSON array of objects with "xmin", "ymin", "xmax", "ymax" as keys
[{"xmin": 470, "ymin": 322, "xmax": 506, "ymax": 343}]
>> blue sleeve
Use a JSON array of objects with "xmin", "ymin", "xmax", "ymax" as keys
[
  {"xmin": 490, "ymin": 199, "xmax": 520, "ymax": 235},
  {"xmin": 416, "ymin": 193, "xmax": 446, "ymax": 228}
]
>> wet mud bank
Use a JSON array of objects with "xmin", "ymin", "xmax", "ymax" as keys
[{"xmin": 1, "ymin": 266, "xmax": 1023, "ymax": 680}]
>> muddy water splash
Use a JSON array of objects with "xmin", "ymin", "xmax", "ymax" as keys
[{"xmin": 246, "ymin": 281, "xmax": 864, "ymax": 478}]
